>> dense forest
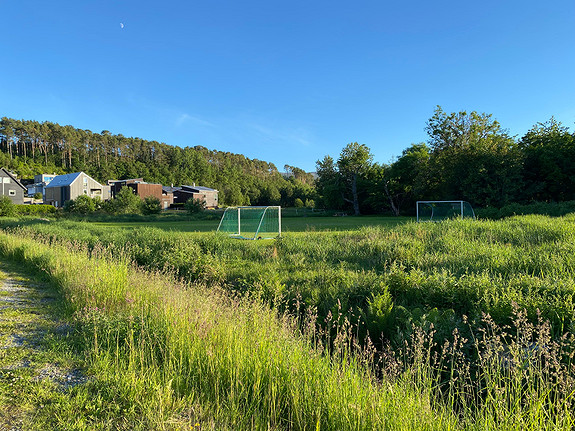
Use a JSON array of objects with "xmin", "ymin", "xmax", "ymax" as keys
[
  {"xmin": 0, "ymin": 117, "xmax": 315, "ymax": 207},
  {"xmin": 2, "ymin": 107, "xmax": 574, "ymax": 214},
  {"xmin": 316, "ymin": 107, "xmax": 575, "ymax": 215}
]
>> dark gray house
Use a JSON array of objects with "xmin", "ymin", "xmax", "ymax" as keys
[
  {"xmin": 164, "ymin": 184, "xmax": 219, "ymax": 208},
  {"xmin": 0, "ymin": 168, "xmax": 26, "ymax": 204}
]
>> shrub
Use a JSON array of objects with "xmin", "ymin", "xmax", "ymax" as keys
[
  {"xmin": 72, "ymin": 195, "xmax": 97, "ymax": 214},
  {"xmin": 0, "ymin": 196, "xmax": 15, "ymax": 217},
  {"xmin": 33, "ymin": 192, "xmax": 43, "ymax": 200},
  {"xmin": 294, "ymin": 198, "xmax": 304, "ymax": 208},
  {"xmin": 14, "ymin": 204, "xmax": 56, "ymax": 216},
  {"xmin": 108, "ymin": 186, "xmax": 141, "ymax": 215},
  {"xmin": 185, "ymin": 198, "xmax": 205, "ymax": 214},
  {"xmin": 141, "ymin": 196, "xmax": 162, "ymax": 215}
]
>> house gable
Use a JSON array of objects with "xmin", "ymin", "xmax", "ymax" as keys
[{"xmin": 0, "ymin": 168, "xmax": 26, "ymax": 204}]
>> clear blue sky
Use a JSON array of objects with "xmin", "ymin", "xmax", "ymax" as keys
[{"xmin": 1, "ymin": 1, "xmax": 574, "ymax": 172}]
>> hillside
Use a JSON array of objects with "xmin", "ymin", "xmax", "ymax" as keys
[{"xmin": 0, "ymin": 117, "xmax": 315, "ymax": 206}]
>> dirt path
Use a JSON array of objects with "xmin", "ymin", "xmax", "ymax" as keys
[{"xmin": 0, "ymin": 261, "xmax": 86, "ymax": 430}]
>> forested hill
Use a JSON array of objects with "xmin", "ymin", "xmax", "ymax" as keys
[{"xmin": 0, "ymin": 117, "xmax": 315, "ymax": 206}]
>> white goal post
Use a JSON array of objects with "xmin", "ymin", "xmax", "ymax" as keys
[
  {"xmin": 416, "ymin": 201, "xmax": 476, "ymax": 222},
  {"xmin": 217, "ymin": 206, "xmax": 281, "ymax": 240}
]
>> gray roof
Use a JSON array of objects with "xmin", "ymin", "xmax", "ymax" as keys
[
  {"xmin": 45, "ymin": 172, "xmax": 83, "ymax": 188},
  {"xmin": 0, "ymin": 168, "xmax": 26, "ymax": 190},
  {"xmin": 181, "ymin": 185, "xmax": 217, "ymax": 192}
]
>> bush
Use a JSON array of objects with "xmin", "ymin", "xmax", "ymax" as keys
[
  {"xmin": 108, "ymin": 186, "xmax": 142, "ymax": 215},
  {"xmin": 476, "ymin": 200, "xmax": 575, "ymax": 219},
  {"xmin": 185, "ymin": 198, "xmax": 205, "ymax": 215},
  {"xmin": 73, "ymin": 195, "xmax": 97, "ymax": 214},
  {"xmin": 33, "ymin": 192, "xmax": 43, "ymax": 200},
  {"xmin": 0, "ymin": 196, "xmax": 15, "ymax": 217},
  {"xmin": 14, "ymin": 204, "xmax": 56, "ymax": 216},
  {"xmin": 294, "ymin": 198, "xmax": 304, "ymax": 208},
  {"xmin": 141, "ymin": 196, "xmax": 162, "ymax": 215}
]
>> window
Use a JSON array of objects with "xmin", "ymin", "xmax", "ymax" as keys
[
  {"xmin": 2, "ymin": 177, "xmax": 10, "ymax": 184},
  {"xmin": 9, "ymin": 190, "xmax": 16, "ymax": 196}
]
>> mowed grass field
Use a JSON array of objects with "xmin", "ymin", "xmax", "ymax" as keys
[{"xmin": 91, "ymin": 214, "xmax": 412, "ymax": 233}]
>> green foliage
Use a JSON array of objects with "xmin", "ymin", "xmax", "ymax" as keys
[
  {"xmin": 33, "ymin": 192, "xmax": 43, "ymax": 200},
  {"xmin": 109, "ymin": 186, "xmax": 141, "ymax": 215},
  {"xmin": 315, "ymin": 143, "xmax": 375, "ymax": 215},
  {"xmin": 3, "ymin": 112, "xmax": 575, "ymax": 220},
  {"xmin": 141, "ymin": 195, "xmax": 161, "ymax": 215},
  {"xmin": 519, "ymin": 117, "xmax": 575, "ymax": 201},
  {"xmin": 425, "ymin": 106, "xmax": 523, "ymax": 207},
  {"xmin": 64, "ymin": 194, "xmax": 97, "ymax": 214},
  {"xmin": 14, "ymin": 204, "xmax": 56, "ymax": 216},
  {"xmin": 315, "ymin": 155, "xmax": 344, "ymax": 210},
  {"xmin": 0, "ymin": 196, "xmax": 15, "ymax": 216},
  {"xmin": 381, "ymin": 143, "xmax": 431, "ymax": 215},
  {"xmin": 338, "ymin": 142, "xmax": 374, "ymax": 215},
  {"xmin": 475, "ymin": 200, "xmax": 575, "ymax": 219},
  {"xmin": 0, "ymin": 117, "xmax": 316, "ymax": 209},
  {"xmin": 294, "ymin": 197, "xmax": 304, "ymax": 208},
  {"xmin": 184, "ymin": 197, "xmax": 205, "ymax": 214}
]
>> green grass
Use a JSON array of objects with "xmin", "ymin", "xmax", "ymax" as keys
[
  {"xmin": 88, "ymin": 215, "xmax": 412, "ymax": 233},
  {"xmin": 1, "ymin": 214, "xmax": 575, "ymax": 429},
  {"xmin": 0, "ymin": 229, "xmax": 460, "ymax": 430},
  {"xmin": 5, "ymin": 214, "xmax": 575, "ymax": 338}
]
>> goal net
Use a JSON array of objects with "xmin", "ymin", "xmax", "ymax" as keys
[
  {"xmin": 217, "ymin": 206, "xmax": 281, "ymax": 239},
  {"xmin": 416, "ymin": 201, "xmax": 475, "ymax": 222}
]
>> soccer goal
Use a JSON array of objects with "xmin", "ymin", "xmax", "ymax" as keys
[
  {"xmin": 217, "ymin": 206, "xmax": 281, "ymax": 239},
  {"xmin": 416, "ymin": 201, "xmax": 476, "ymax": 222}
]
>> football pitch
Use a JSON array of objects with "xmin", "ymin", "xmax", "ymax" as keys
[{"xmin": 93, "ymin": 215, "xmax": 413, "ymax": 233}]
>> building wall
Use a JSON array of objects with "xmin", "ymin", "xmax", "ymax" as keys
[
  {"xmin": 69, "ymin": 174, "xmax": 110, "ymax": 201},
  {"xmin": 131, "ymin": 183, "xmax": 162, "ymax": 199},
  {"xmin": 44, "ymin": 186, "xmax": 64, "ymax": 206},
  {"xmin": 128, "ymin": 183, "xmax": 173, "ymax": 209},
  {"xmin": 174, "ymin": 188, "xmax": 218, "ymax": 208},
  {"xmin": 0, "ymin": 170, "xmax": 25, "ymax": 204},
  {"xmin": 193, "ymin": 191, "xmax": 218, "ymax": 208}
]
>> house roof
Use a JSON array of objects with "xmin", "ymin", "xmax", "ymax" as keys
[
  {"xmin": 0, "ymin": 168, "xmax": 27, "ymax": 190},
  {"xmin": 45, "ymin": 172, "xmax": 83, "ymax": 188},
  {"xmin": 181, "ymin": 185, "xmax": 217, "ymax": 192}
]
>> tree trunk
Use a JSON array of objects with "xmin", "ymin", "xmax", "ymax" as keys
[
  {"xmin": 351, "ymin": 174, "xmax": 360, "ymax": 215},
  {"xmin": 382, "ymin": 181, "xmax": 401, "ymax": 216}
]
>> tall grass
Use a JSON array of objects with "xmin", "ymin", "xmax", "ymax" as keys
[
  {"xmin": 0, "ymin": 230, "xmax": 458, "ymax": 430},
  {"xmin": 3, "ymin": 214, "xmax": 575, "ymax": 340},
  {"xmin": 1, "ymin": 215, "xmax": 575, "ymax": 429}
]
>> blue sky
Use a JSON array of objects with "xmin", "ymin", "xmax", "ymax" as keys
[{"xmin": 1, "ymin": 1, "xmax": 574, "ymax": 172}]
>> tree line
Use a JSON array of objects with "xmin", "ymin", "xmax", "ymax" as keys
[
  {"xmin": 0, "ymin": 117, "xmax": 315, "ymax": 207},
  {"xmin": 3, "ymin": 108, "xmax": 573, "ymax": 215},
  {"xmin": 316, "ymin": 106, "xmax": 575, "ymax": 215}
]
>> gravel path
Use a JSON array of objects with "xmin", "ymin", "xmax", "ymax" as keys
[{"xmin": 0, "ymin": 262, "xmax": 87, "ymax": 430}]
